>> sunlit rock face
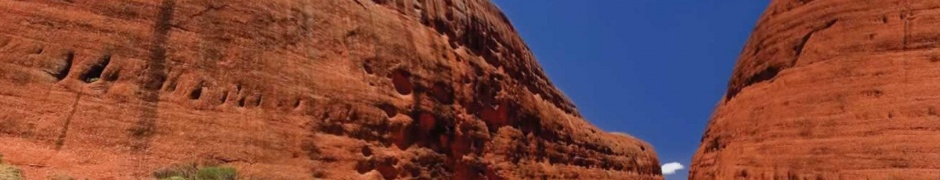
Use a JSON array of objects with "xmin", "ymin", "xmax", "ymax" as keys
[
  {"xmin": 693, "ymin": 0, "xmax": 940, "ymax": 179},
  {"xmin": 0, "ymin": 0, "xmax": 660, "ymax": 179}
]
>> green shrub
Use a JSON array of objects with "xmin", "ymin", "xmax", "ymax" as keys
[
  {"xmin": 154, "ymin": 163, "xmax": 198, "ymax": 179},
  {"xmin": 197, "ymin": 167, "xmax": 236, "ymax": 180},
  {"xmin": 154, "ymin": 163, "xmax": 236, "ymax": 180}
]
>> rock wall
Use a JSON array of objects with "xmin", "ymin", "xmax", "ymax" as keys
[
  {"xmin": 0, "ymin": 0, "xmax": 661, "ymax": 179},
  {"xmin": 693, "ymin": 0, "xmax": 940, "ymax": 179}
]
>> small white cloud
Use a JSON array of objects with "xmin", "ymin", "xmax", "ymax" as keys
[{"xmin": 661, "ymin": 162, "xmax": 685, "ymax": 175}]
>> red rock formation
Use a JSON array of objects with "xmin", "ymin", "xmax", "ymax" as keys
[
  {"xmin": 0, "ymin": 0, "xmax": 661, "ymax": 179},
  {"xmin": 692, "ymin": 0, "xmax": 940, "ymax": 179}
]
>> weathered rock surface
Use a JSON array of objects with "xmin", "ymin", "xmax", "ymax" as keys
[
  {"xmin": 0, "ymin": 0, "xmax": 661, "ymax": 179},
  {"xmin": 693, "ymin": 0, "xmax": 940, "ymax": 179}
]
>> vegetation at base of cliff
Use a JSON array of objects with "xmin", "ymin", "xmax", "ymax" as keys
[
  {"xmin": 0, "ymin": 153, "xmax": 24, "ymax": 180},
  {"xmin": 0, "ymin": 165, "xmax": 23, "ymax": 180},
  {"xmin": 154, "ymin": 163, "xmax": 237, "ymax": 180},
  {"xmin": 49, "ymin": 173, "xmax": 75, "ymax": 180}
]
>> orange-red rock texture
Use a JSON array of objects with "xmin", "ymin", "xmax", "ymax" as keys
[
  {"xmin": 692, "ymin": 0, "xmax": 940, "ymax": 179},
  {"xmin": 0, "ymin": 0, "xmax": 661, "ymax": 179}
]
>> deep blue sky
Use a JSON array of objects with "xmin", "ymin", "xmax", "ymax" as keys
[{"xmin": 490, "ymin": 1, "xmax": 769, "ymax": 179}]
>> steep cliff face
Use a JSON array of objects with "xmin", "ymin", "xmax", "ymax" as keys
[
  {"xmin": 0, "ymin": 0, "xmax": 661, "ymax": 179},
  {"xmin": 693, "ymin": 0, "xmax": 940, "ymax": 179}
]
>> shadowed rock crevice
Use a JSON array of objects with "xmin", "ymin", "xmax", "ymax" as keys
[
  {"xmin": 189, "ymin": 83, "xmax": 203, "ymax": 100},
  {"xmin": 726, "ymin": 66, "xmax": 781, "ymax": 101},
  {"xmin": 725, "ymin": 19, "xmax": 838, "ymax": 102},
  {"xmin": 79, "ymin": 53, "xmax": 112, "ymax": 83},
  {"xmin": 49, "ymin": 51, "xmax": 74, "ymax": 81},
  {"xmin": 793, "ymin": 19, "xmax": 838, "ymax": 62}
]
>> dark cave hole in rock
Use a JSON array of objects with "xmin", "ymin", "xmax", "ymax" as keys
[
  {"xmin": 80, "ymin": 53, "xmax": 112, "ymax": 83},
  {"xmin": 363, "ymin": 61, "xmax": 374, "ymax": 74},
  {"xmin": 220, "ymin": 90, "xmax": 228, "ymax": 103},
  {"xmin": 189, "ymin": 86, "xmax": 203, "ymax": 100},
  {"xmin": 361, "ymin": 146, "xmax": 373, "ymax": 157},
  {"xmin": 391, "ymin": 69, "xmax": 413, "ymax": 95},
  {"xmin": 52, "ymin": 52, "xmax": 74, "ymax": 81},
  {"xmin": 379, "ymin": 103, "xmax": 397, "ymax": 118}
]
